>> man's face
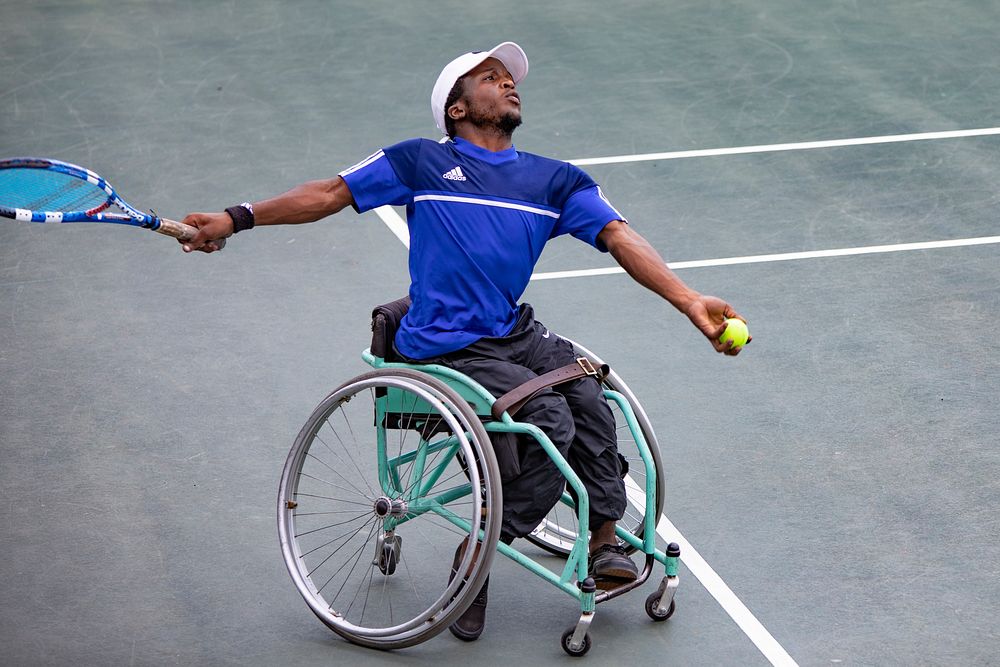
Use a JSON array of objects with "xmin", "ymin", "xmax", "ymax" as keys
[{"xmin": 452, "ymin": 57, "xmax": 522, "ymax": 135}]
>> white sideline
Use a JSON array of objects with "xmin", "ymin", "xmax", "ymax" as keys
[
  {"xmin": 624, "ymin": 476, "xmax": 799, "ymax": 667},
  {"xmin": 529, "ymin": 236, "xmax": 1000, "ymax": 281},
  {"xmin": 568, "ymin": 126, "xmax": 1000, "ymax": 166},
  {"xmin": 373, "ymin": 126, "xmax": 1000, "ymax": 282}
]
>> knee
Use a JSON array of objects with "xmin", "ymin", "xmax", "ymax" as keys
[{"xmin": 517, "ymin": 391, "xmax": 575, "ymax": 451}]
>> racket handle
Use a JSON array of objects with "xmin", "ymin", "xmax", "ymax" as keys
[
  {"xmin": 157, "ymin": 217, "xmax": 227, "ymax": 249},
  {"xmin": 156, "ymin": 217, "xmax": 197, "ymax": 240}
]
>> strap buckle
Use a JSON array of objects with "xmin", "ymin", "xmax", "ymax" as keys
[{"xmin": 576, "ymin": 357, "xmax": 598, "ymax": 377}]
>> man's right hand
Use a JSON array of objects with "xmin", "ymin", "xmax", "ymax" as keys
[{"xmin": 178, "ymin": 212, "xmax": 233, "ymax": 253}]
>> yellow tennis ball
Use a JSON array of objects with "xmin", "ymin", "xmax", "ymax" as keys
[{"xmin": 720, "ymin": 318, "xmax": 749, "ymax": 350}]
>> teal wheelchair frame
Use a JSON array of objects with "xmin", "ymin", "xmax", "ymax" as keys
[{"xmin": 277, "ymin": 323, "xmax": 680, "ymax": 656}]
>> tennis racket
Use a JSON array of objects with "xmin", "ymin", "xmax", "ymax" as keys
[{"xmin": 0, "ymin": 157, "xmax": 222, "ymax": 247}]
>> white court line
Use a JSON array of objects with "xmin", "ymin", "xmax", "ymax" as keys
[
  {"xmin": 624, "ymin": 476, "xmax": 798, "ymax": 667},
  {"xmin": 375, "ymin": 206, "xmax": 410, "ymax": 247},
  {"xmin": 374, "ymin": 128, "xmax": 1000, "ymax": 280},
  {"xmin": 376, "ymin": 199, "xmax": 1000, "ymax": 278},
  {"xmin": 530, "ymin": 236, "xmax": 1000, "ymax": 281},
  {"xmin": 568, "ymin": 126, "xmax": 1000, "ymax": 166}
]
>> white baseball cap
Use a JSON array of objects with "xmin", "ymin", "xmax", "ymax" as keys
[{"xmin": 431, "ymin": 41, "xmax": 529, "ymax": 136}]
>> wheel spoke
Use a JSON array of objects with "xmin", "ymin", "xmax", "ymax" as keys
[{"xmin": 295, "ymin": 510, "xmax": 372, "ymax": 547}]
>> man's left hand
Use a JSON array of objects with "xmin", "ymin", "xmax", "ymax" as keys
[{"xmin": 684, "ymin": 296, "xmax": 750, "ymax": 355}]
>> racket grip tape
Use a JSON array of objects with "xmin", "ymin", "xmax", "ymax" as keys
[{"xmin": 156, "ymin": 217, "xmax": 227, "ymax": 249}]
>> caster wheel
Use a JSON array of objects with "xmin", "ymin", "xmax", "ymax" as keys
[
  {"xmin": 644, "ymin": 592, "xmax": 676, "ymax": 621},
  {"xmin": 378, "ymin": 542, "xmax": 398, "ymax": 575},
  {"xmin": 376, "ymin": 534, "xmax": 402, "ymax": 575},
  {"xmin": 560, "ymin": 626, "xmax": 592, "ymax": 656}
]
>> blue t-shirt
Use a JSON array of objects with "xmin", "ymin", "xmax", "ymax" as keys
[{"xmin": 340, "ymin": 137, "xmax": 626, "ymax": 359}]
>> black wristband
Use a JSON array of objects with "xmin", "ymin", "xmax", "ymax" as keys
[{"xmin": 225, "ymin": 202, "xmax": 255, "ymax": 233}]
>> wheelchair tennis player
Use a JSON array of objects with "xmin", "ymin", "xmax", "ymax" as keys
[{"xmin": 180, "ymin": 41, "xmax": 748, "ymax": 642}]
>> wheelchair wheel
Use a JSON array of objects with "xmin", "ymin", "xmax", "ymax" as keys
[
  {"xmin": 278, "ymin": 369, "xmax": 502, "ymax": 649},
  {"xmin": 525, "ymin": 340, "xmax": 664, "ymax": 557}
]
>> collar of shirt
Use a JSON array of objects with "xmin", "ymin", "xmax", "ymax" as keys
[{"xmin": 451, "ymin": 136, "xmax": 519, "ymax": 165}]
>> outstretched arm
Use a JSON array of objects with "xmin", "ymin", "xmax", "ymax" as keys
[
  {"xmin": 598, "ymin": 220, "xmax": 749, "ymax": 355},
  {"xmin": 179, "ymin": 176, "xmax": 355, "ymax": 252}
]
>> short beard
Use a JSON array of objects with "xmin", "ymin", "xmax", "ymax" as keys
[
  {"xmin": 466, "ymin": 104, "xmax": 522, "ymax": 139},
  {"xmin": 495, "ymin": 111, "xmax": 522, "ymax": 137}
]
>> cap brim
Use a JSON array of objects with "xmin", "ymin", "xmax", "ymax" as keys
[{"xmin": 484, "ymin": 42, "xmax": 528, "ymax": 83}]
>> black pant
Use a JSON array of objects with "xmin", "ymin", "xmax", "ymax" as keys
[{"xmin": 400, "ymin": 304, "xmax": 626, "ymax": 541}]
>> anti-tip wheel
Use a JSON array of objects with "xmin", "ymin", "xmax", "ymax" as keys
[
  {"xmin": 560, "ymin": 626, "xmax": 592, "ymax": 657},
  {"xmin": 644, "ymin": 592, "xmax": 676, "ymax": 621}
]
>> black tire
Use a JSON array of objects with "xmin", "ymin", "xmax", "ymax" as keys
[
  {"xmin": 560, "ymin": 626, "xmax": 593, "ymax": 657},
  {"xmin": 644, "ymin": 592, "xmax": 675, "ymax": 621}
]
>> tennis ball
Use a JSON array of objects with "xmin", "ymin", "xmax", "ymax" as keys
[{"xmin": 719, "ymin": 318, "xmax": 749, "ymax": 350}]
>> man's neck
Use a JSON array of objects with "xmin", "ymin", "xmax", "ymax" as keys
[{"xmin": 454, "ymin": 126, "xmax": 514, "ymax": 153}]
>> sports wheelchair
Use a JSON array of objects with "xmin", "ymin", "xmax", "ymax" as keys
[{"xmin": 277, "ymin": 298, "xmax": 681, "ymax": 656}]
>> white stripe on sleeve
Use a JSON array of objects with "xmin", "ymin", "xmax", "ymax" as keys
[{"xmin": 339, "ymin": 150, "xmax": 386, "ymax": 177}]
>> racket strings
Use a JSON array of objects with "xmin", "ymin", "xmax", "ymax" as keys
[{"xmin": 0, "ymin": 168, "xmax": 109, "ymax": 212}]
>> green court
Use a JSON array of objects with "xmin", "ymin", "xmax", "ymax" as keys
[{"xmin": 3, "ymin": 1, "xmax": 999, "ymax": 664}]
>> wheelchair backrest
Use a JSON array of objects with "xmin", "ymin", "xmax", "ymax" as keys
[
  {"xmin": 370, "ymin": 296, "xmax": 411, "ymax": 361},
  {"xmin": 368, "ymin": 296, "xmax": 497, "ymax": 419}
]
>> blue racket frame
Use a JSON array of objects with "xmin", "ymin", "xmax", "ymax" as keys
[{"xmin": 0, "ymin": 156, "xmax": 167, "ymax": 231}]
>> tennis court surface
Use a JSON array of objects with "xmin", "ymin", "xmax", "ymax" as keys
[{"xmin": 2, "ymin": 2, "xmax": 999, "ymax": 665}]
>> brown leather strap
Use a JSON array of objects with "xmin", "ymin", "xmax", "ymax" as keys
[{"xmin": 491, "ymin": 357, "xmax": 610, "ymax": 420}]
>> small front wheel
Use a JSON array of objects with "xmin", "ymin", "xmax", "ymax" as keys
[
  {"xmin": 644, "ymin": 592, "xmax": 676, "ymax": 621},
  {"xmin": 377, "ymin": 534, "xmax": 402, "ymax": 575},
  {"xmin": 561, "ymin": 626, "xmax": 592, "ymax": 657}
]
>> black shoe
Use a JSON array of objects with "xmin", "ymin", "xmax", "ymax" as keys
[
  {"xmin": 589, "ymin": 543, "xmax": 638, "ymax": 589},
  {"xmin": 449, "ymin": 576, "xmax": 488, "ymax": 641},
  {"xmin": 448, "ymin": 542, "xmax": 488, "ymax": 641}
]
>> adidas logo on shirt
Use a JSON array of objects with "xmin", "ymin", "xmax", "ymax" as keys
[{"xmin": 442, "ymin": 166, "xmax": 467, "ymax": 181}]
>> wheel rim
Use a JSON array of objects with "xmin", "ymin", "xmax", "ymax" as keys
[{"xmin": 278, "ymin": 372, "xmax": 499, "ymax": 644}]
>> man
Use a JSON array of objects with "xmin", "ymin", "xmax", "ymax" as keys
[{"xmin": 181, "ymin": 42, "xmax": 748, "ymax": 641}]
